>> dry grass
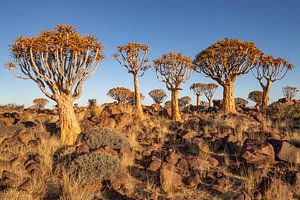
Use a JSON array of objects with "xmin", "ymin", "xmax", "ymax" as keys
[{"xmin": 59, "ymin": 172, "xmax": 97, "ymax": 200}]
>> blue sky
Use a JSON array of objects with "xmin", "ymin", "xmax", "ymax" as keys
[{"xmin": 0, "ymin": 0, "xmax": 299, "ymax": 107}]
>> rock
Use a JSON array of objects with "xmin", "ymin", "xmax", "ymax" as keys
[
  {"xmin": 75, "ymin": 144, "xmax": 90, "ymax": 154},
  {"xmin": 186, "ymin": 173, "xmax": 201, "ymax": 188},
  {"xmin": 187, "ymin": 157, "xmax": 211, "ymax": 171},
  {"xmin": 151, "ymin": 104, "xmax": 162, "ymax": 113},
  {"xmin": 148, "ymin": 157, "xmax": 162, "ymax": 172},
  {"xmin": 269, "ymin": 139, "xmax": 300, "ymax": 164},
  {"xmin": 115, "ymin": 113, "xmax": 133, "ymax": 127},
  {"xmin": 160, "ymin": 163, "xmax": 182, "ymax": 192},
  {"xmin": 284, "ymin": 171, "xmax": 300, "ymax": 188},
  {"xmin": 166, "ymin": 151, "xmax": 181, "ymax": 165},
  {"xmin": 100, "ymin": 117, "xmax": 116, "ymax": 129},
  {"xmin": 207, "ymin": 157, "xmax": 219, "ymax": 167},
  {"xmin": 212, "ymin": 177, "xmax": 231, "ymax": 194},
  {"xmin": 241, "ymin": 139, "xmax": 275, "ymax": 166},
  {"xmin": 234, "ymin": 191, "xmax": 251, "ymax": 200}
]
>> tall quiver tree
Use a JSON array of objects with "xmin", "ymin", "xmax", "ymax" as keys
[
  {"xmin": 204, "ymin": 83, "xmax": 218, "ymax": 107},
  {"xmin": 194, "ymin": 38, "xmax": 261, "ymax": 113},
  {"xmin": 190, "ymin": 83, "xmax": 206, "ymax": 107},
  {"xmin": 7, "ymin": 24, "xmax": 104, "ymax": 145},
  {"xmin": 251, "ymin": 54, "xmax": 293, "ymax": 110},
  {"xmin": 154, "ymin": 52, "xmax": 194, "ymax": 121},
  {"xmin": 114, "ymin": 43, "xmax": 150, "ymax": 119}
]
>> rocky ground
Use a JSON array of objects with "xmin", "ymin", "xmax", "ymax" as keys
[{"xmin": 0, "ymin": 99, "xmax": 299, "ymax": 200}]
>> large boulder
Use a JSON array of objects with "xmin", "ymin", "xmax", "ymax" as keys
[
  {"xmin": 241, "ymin": 139, "xmax": 275, "ymax": 166},
  {"xmin": 268, "ymin": 139, "xmax": 300, "ymax": 164}
]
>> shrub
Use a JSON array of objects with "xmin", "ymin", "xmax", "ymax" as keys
[
  {"xmin": 0, "ymin": 103, "xmax": 24, "ymax": 111},
  {"xmin": 267, "ymin": 101, "xmax": 300, "ymax": 121},
  {"xmin": 77, "ymin": 128, "xmax": 130, "ymax": 150},
  {"xmin": 65, "ymin": 152, "xmax": 126, "ymax": 184}
]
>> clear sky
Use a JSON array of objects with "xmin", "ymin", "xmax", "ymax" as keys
[{"xmin": 0, "ymin": 0, "xmax": 299, "ymax": 107}]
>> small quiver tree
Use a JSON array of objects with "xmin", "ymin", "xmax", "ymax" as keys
[
  {"xmin": 7, "ymin": 24, "xmax": 104, "ymax": 145},
  {"xmin": 179, "ymin": 96, "xmax": 191, "ymax": 110},
  {"xmin": 33, "ymin": 98, "xmax": 49, "ymax": 110},
  {"xmin": 282, "ymin": 86, "xmax": 298, "ymax": 100},
  {"xmin": 149, "ymin": 89, "xmax": 167, "ymax": 105},
  {"xmin": 194, "ymin": 38, "xmax": 261, "ymax": 113},
  {"xmin": 234, "ymin": 97, "xmax": 248, "ymax": 108},
  {"xmin": 154, "ymin": 52, "xmax": 194, "ymax": 121},
  {"xmin": 251, "ymin": 54, "xmax": 293, "ymax": 110},
  {"xmin": 113, "ymin": 43, "xmax": 150, "ymax": 118},
  {"xmin": 107, "ymin": 87, "xmax": 132, "ymax": 104},
  {"xmin": 203, "ymin": 83, "xmax": 218, "ymax": 108},
  {"xmin": 248, "ymin": 90, "xmax": 263, "ymax": 110},
  {"xmin": 190, "ymin": 83, "xmax": 206, "ymax": 106}
]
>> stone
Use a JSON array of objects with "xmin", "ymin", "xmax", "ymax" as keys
[
  {"xmin": 269, "ymin": 139, "xmax": 300, "ymax": 164},
  {"xmin": 241, "ymin": 139, "xmax": 275, "ymax": 166},
  {"xmin": 187, "ymin": 156, "xmax": 211, "ymax": 171},
  {"xmin": 207, "ymin": 156, "xmax": 219, "ymax": 167},
  {"xmin": 186, "ymin": 173, "xmax": 201, "ymax": 188},
  {"xmin": 166, "ymin": 151, "xmax": 181, "ymax": 165},
  {"xmin": 160, "ymin": 163, "xmax": 182, "ymax": 192},
  {"xmin": 148, "ymin": 157, "xmax": 161, "ymax": 172}
]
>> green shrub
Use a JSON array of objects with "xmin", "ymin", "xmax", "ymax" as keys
[
  {"xmin": 267, "ymin": 101, "xmax": 300, "ymax": 121},
  {"xmin": 77, "ymin": 128, "xmax": 130, "ymax": 150}
]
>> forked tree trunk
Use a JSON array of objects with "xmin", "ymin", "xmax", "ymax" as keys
[
  {"xmin": 208, "ymin": 98, "xmax": 213, "ymax": 108},
  {"xmin": 262, "ymin": 82, "xmax": 271, "ymax": 110},
  {"xmin": 58, "ymin": 96, "xmax": 81, "ymax": 145},
  {"xmin": 196, "ymin": 95, "xmax": 200, "ymax": 107},
  {"xmin": 171, "ymin": 89, "xmax": 181, "ymax": 121},
  {"xmin": 223, "ymin": 82, "xmax": 236, "ymax": 113},
  {"xmin": 133, "ymin": 74, "xmax": 144, "ymax": 119}
]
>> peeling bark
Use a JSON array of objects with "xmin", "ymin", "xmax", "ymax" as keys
[
  {"xmin": 133, "ymin": 74, "xmax": 143, "ymax": 119},
  {"xmin": 171, "ymin": 89, "xmax": 181, "ymax": 121},
  {"xmin": 223, "ymin": 83, "xmax": 236, "ymax": 113},
  {"xmin": 58, "ymin": 96, "xmax": 81, "ymax": 145}
]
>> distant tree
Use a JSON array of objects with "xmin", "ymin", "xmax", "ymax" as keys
[
  {"xmin": 248, "ymin": 90, "xmax": 263, "ymax": 109},
  {"xmin": 234, "ymin": 97, "xmax": 248, "ymax": 107},
  {"xmin": 128, "ymin": 91, "xmax": 145, "ymax": 105},
  {"xmin": 88, "ymin": 99, "xmax": 97, "ymax": 107},
  {"xmin": 149, "ymin": 89, "xmax": 167, "ymax": 104},
  {"xmin": 282, "ymin": 86, "xmax": 298, "ymax": 99},
  {"xmin": 194, "ymin": 38, "xmax": 261, "ymax": 113},
  {"xmin": 33, "ymin": 98, "xmax": 49, "ymax": 109},
  {"xmin": 190, "ymin": 83, "xmax": 206, "ymax": 106},
  {"xmin": 154, "ymin": 52, "xmax": 194, "ymax": 121},
  {"xmin": 113, "ymin": 43, "xmax": 150, "ymax": 118},
  {"xmin": 251, "ymin": 54, "xmax": 293, "ymax": 109},
  {"xmin": 164, "ymin": 100, "xmax": 172, "ymax": 109},
  {"xmin": 179, "ymin": 96, "xmax": 191, "ymax": 109},
  {"xmin": 6, "ymin": 24, "xmax": 104, "ymax": 145},
  {"xmin": 107, "ymin": 87, "xmax": 132, "ymax": 104},
  {"xmin": 203, "ymin": 83, "xmax": 218, "ymax": 108}
]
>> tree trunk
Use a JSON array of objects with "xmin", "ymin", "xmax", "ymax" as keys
[
  {"xmin": 58, "ymin": 96, "xmax": 81, "ymax": 145},
  {"xmin": 208, "ymin": 98, "xmax": 213, "ymax": 108},
  {"xmin": 171, "ymin": 89, "xmax": 181, "ymax": 121},
  {"xmin": 262, "ymin": 82, "xmax": 271, "ymax": 110},
  {"xmin": 133, "ymin": 74, "xmax": 143, "ymax": 118},
  {"xmin": 223, "ymin": 82, "xmax": 236, "ymax": 113},
  {"xmin": 196, "ymin": 95, "xmax": 200, "ymax": 107}
]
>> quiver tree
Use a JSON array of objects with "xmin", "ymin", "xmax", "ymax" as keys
[
  {"xmin": 203, "ymin": 83, "xmax": 218, "ymax": 108},
  {"xmin": 248, "ymin": 90, "xmax": 263, "ymax": 110},
  {"xmin": 88, "ymin": 99, "xmax": 97, "ymax": 107},
  {"xmin": 194, "ymin": 38, "xmax": 261, "ymax": 113},
  {"xmin": 251, "ymin": 54, "xmax": 293, "ymax": 109},
  {"xmin": 179, "ymin": 96, "xmax": 191, "ymax": 110},
  {"xmin": 190, "ymin": 83, "xmax": 206, "ymax": 106},
  {"xmin": 7, "ymin": 24, "xmax": 104, "ymax": 145},
  {"xmin": 33, "ymin": 98, "xmax": 49, "ymax": 109},
  {"xmin": 128, "ymin": 91, "xmax": 145, "ymax": 105},
  {"xmin": 154, "ymin": 52, "xmax": 194, "ymax": 121},
  {"xmin": 234, "ymin": 97, "xmax": 248, "ymax": 107},
  {"xmin": 113, "ymin": 43, "xmax": 150, "ymax": 118},
  {"xmin": 282, "ymin": 86, "xmax": 298, "ymax": 99},
  {"xmin": 149, "ymin": 89, "xmax": 167, "ymax": 104},
  {"xmin": 107, "ymin": 87, "xmax": 132, "ymax": 104}
]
